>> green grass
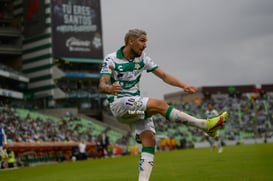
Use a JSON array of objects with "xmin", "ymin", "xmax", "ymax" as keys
[{"xmin": 0, "ymin": 143, "xmax": 272, "ymax": 181}]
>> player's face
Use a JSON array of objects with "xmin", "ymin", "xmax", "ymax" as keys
[{"xmin": 131, "ymin": 34, "xmax": 147, "ymax": 57}]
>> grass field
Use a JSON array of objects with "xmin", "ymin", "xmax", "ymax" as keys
[{"xmin": 0, "ymin": 143, "xmax": 272, "ymax": 181}]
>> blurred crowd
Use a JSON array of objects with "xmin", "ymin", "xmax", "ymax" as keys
[
  {"xmin": 0, "ymin": 107, "xmax": 90, "ymax": 143},
  {"xmin": 154, "ymin": 92, "xmax": 273, "ymax": 150},
  {"xmin": 0, "ymin": 92, "xmax": 272, "ymax": 154}
]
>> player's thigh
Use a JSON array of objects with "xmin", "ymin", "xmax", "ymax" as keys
[{"xmin": 146, "ymin": 98, "xmax": 169, "ymax": 116}]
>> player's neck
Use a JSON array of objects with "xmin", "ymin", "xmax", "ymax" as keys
[{"xmin": 122, "ymin": 46, "xmax": 135, "ymax": 60}]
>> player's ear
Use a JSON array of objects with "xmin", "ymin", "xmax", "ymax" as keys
[{"xmin": 128, "ymin": 37, "xmax": 136, "ymax": 45}]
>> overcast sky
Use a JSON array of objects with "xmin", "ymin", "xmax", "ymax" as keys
[{"xmin": 100, "ymin": 0, "xmax": 273, "ymax": 99}]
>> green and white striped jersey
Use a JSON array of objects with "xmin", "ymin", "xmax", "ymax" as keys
[{"xmin": 100, "ymin": 46, "xmax": 158, "ymax": 101}]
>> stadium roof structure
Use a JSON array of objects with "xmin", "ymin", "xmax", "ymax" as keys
[
  {"xmin": 202, "ymin": 85, "xmax": 256, "ymax": 94},
  {"xmin": 0, "ymin": 64, "xmax": 29, "ymax": 83},
  {"xmin": 261, "ymin": 84, "xmax": 273, "ymax": 92},
  {"xmin": 62, "ymin": 57, "xmax": 103, "ymax": 64},
  {"xmin": 164, "ymin": 84, "xmax": 273, "ymax": 103}
]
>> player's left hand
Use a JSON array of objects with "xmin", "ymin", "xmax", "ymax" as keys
[{"xmin": 183, "ymin": 85, "xmax": 197, "ymax": 94}]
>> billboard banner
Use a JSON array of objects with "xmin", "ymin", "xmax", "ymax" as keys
[{"xmin": 51, "ymin": 0, "xmax": 103, "ymax": 60}]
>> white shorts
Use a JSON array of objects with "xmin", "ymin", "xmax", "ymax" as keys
[{"xmin": 109, "ymin": 96, "xmax": 156, "ymax": 141}]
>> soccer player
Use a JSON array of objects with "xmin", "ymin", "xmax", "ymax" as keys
[
  {"xmin": 204, "ymin": 103, "xmax": 224, "ymax": 153},
  {"xmin": 0, "ymin": 127, "xmax": 7, "ymax": 168},
  {"xmin": 99, "ymin": 28, "xmax": 228, "ymax": 181}
]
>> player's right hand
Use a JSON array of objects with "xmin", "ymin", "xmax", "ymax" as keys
[{"xmin": 110, "ymin": 82, "xmax": 123, "ymax": 95}]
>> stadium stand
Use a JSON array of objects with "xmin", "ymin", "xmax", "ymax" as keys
[
  {"xmin": 154, "ymin": 90, "xmax": 273, "ymax": 149},
  {"xmin": 0, "ymin": 105, "xmax": 126, "ymax": 165},
  {"xmin": 0, "ymin": 87, "xmax": 272, "ymax": 166}
]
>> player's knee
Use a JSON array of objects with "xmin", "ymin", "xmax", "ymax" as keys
[
  {"xmin": 147, "ymin": 99, "xmax": 168, "ymax": 115},
  {"xmin": 140, "ymin": 130, "xmax": 156, "ymax": 146}
]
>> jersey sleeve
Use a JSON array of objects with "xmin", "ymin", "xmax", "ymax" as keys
[
  {"xmin": 100, "ymin": 54, "xmax": 114, "ymax": 75},
  {"xmin": 144, "ymin": 56, "xmax": 158, "ymax": 72}
]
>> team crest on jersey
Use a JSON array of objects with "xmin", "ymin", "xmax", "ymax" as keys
[{"xmin": 134, "ymin": 62, "xmax": 141, "ymax": 70}]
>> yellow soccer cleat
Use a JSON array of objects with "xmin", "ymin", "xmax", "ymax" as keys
[{"xmin": 207, "ymin": 112, "xmax": 228, "ymax": 137}]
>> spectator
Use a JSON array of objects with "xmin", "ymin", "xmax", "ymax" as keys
[
  {"xmin": 7, "ymin": 147, "xmax": 16, "ymax": 168},
  {"xmin": 1, "ymin": 146, "xmax": 8, "ymax": 169},
  {"xmin": 0, "ymin": 127, "xmax": 7, "ymax": 168},
  {"xmin": 78, "ymin": 140, "xmax": 87, "ymax": 160},
  {"xmin": 204, "ymin": 103, "xmax": 224, "ymax": 153},
  {"xmin": 100, "ymin": 131, "xmax": 110, "ymax": 157}
]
